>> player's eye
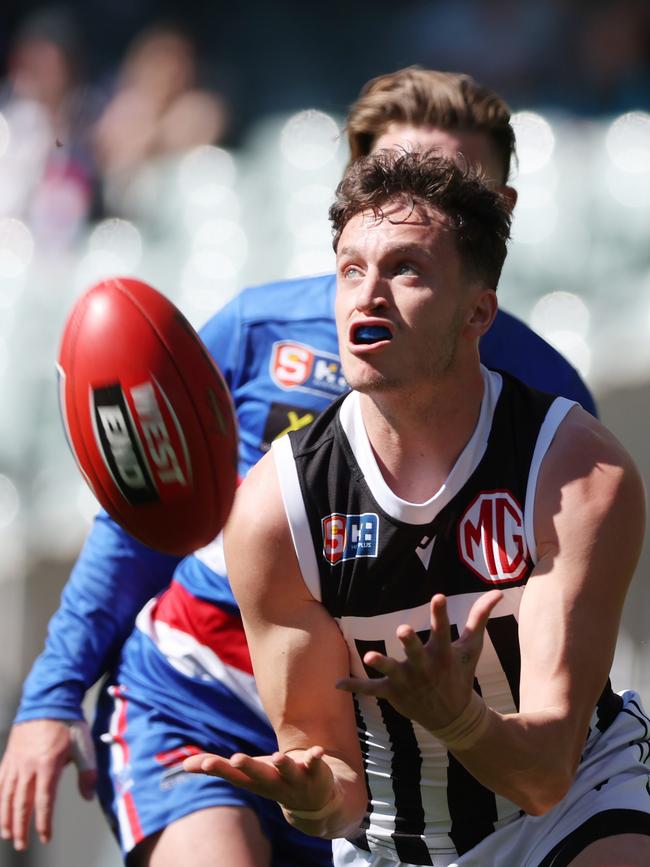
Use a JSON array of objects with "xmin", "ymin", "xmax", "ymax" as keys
[
  {"xmin": 343, "ymin": 265, "xmax": 364, "ymax": 280},
  {"xmin": 395, "ymin": 262, "xmax": 418, "ymax": 276}
]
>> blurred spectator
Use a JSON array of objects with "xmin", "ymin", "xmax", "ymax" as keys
[
  {"xmin": 0, "ymin": 6, "xmax": 100, "ymax": 251},
  {"xmin": 572, "ymin": 0, "xmax": 650, "ymax": 113},
  {"xmin": 388, "ymin": 0, "xmax": 566, "ymax": 107},
  {"xmin": 94, "ymin": 22, "xmax": 229, "ymax": 217},
  {"xmin": 385, "ymin": 0, "xmax": 649, "ymax": 114}
]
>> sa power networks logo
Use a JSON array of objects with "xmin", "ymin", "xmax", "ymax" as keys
[
  {"xmin": 458, "ymin": 491, "xmax": 529, "ymax": 584},
  {"xmin": 270, "ymin": 341, "xmax": 347, "ymax": 398},
  {"xmin": 322, "ymin": 513, "xmax": 379, "ymax": 565}
]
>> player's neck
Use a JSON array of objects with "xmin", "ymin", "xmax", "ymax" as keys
[{"xmin": 358, "ymin": 365, "xmax": 485, "ymax": 503}]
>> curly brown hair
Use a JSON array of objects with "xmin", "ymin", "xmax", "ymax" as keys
[
  {"xmin": 330, "ymin": 149, "xmax": 511, "ymax": 290},
  {"xmin": 346, "ymin": 67, "xmax": 515, "ymax": 184}
]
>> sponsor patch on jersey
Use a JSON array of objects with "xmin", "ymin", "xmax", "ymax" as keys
[
  {"xmin": 261, "ymin": 401, "xmax": 316, "ymax": 452},
  {"xmin": 322, "ymin": 512, "xmax": 379, "ymax": 565},
  {"xmin": 270, "ymin": 340, "xmax": 347, "ymax": 398},
  {"xmin": 458, "ymin": 490, "xmax": 529, "ymax": 584}
]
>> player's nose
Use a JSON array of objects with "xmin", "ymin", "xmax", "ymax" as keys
[{"xmin": 354, "ymin": 270, "xmax": 389, "ymax": 313}]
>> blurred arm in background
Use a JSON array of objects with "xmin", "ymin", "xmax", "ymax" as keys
[
  {"xmin": 0, "ymin": 514, "xmax": 180, "ymax": 850},
  {"xmin": 93, "ymin": 23, "xmax": 229, "ymax": 218}
]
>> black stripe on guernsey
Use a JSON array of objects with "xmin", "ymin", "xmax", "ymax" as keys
[
  {"xmin": 356, "ymin": 638, "xmax": 433, "ymax": 866},
  {"xmin": 346, "ymin": 695, "xmax": 372, "ymax": 852},
  {"xmin": 485, "ymin": 615, "xmax": 521, "ymax": 709},
  {"xmin": 595, "ymin": 681, "xmax": 623, "ymax": 733},
  {"xmin": 535, "ymin": 809, "xmax": 650, "ymax": 867},
  {"xmin": 446, "ymin": 624, "xmax": 497, "ymax": 857}
]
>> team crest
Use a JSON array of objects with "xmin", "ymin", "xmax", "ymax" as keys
[
  {"xmin": 458, "ymin": 490, "xmax": 529, "ymax": 584},
  {"xmin": 322, "ymin": 513, "xmax": 379, "ymax": 565},
  {"xmin": 270, "ymin": 340, "xmax": 347, "ymax": 398}
]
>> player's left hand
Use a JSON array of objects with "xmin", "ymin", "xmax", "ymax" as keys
[
  {"xmin": 336, "ymin": 590, "xmax": 502, "ymax": 731},
  {"xmin": 0, "ymin": 719, "xmax": 96, "ymax": 850},
  {"xmin": 183, "ymin": 745, "xmax": 335, "ymax": 812}
]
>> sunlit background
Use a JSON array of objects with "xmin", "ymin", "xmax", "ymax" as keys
[{"xmin": 0, "ymin": 1, "xmax": 649, "ymax": 864}]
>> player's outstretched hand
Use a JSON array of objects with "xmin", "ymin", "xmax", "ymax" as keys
[
  {"xmin": 337, "ymin": 590, "xmax": 502, "ymax": 731},
  {"xmin": 0, "ymin": 719, "xmax": 97, "ymax": 850},
  {"xmin": 184, "ymin": 745, "xmax": 336, "ymax": 812}
]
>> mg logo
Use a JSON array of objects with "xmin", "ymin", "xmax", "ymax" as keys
[
  {"xmin": 322, "ymin": 513, "xmax": 379, "ymax": 565},
  {"xmin": 458, "ymin": 491, "xmax": 528, "ymax": 584}
]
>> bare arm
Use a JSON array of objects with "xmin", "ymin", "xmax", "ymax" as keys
[
  {"xmin": 185, "ymin": 451, "xmax": 367, "ymax": 838},
  {"xmin": 505, "ymin": 406, "xmax": 645, "ymax": 807},
  {"xmin": 0, "ymin": 513, "xmax": 176, "ymax": 851},
  {"xmin": 338, "ymin": 406, "xmax": 645, "ymax": 815}
]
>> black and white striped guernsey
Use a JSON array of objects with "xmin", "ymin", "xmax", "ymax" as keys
[{"xmin": 272, "ymin": 366, "xmax": 622, "ymax": 865}]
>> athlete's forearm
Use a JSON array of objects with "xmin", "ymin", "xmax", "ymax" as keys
[
  {"xmin": 16, "ymin": 512, "xmax": 179, "ymax": 721},
  {"xmin": 445, "ymin": 704, "xmax": 583, "ymax": 816}
]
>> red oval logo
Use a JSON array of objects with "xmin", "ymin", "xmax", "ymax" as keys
[{"xmin": 458, "ymin": 491, "xmax": 528, "ymax": 584}]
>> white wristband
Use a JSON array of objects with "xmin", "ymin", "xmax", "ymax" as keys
[
  {"xmin": 282, "ymin": 787, "xmax": 343, "ymax": 821},
  {"xmin": 431, "ymin": 692, "xmax": 490, "ymax": 752},
  {"xmin": 65, "ymin": 720, "xmax": 97, "ymax": 772}
]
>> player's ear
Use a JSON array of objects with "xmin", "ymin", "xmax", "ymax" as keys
[
  {"xmin": 499, "ymin": 185, "xmax": 517, "ymax": 211},
  {"xmin": 465, "ymin": 288, "xmax": 497, "ymax": 337}
]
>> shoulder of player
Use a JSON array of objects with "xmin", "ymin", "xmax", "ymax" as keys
[
  {"xmin": 487, "ymin": 310, "xmax": 596, "ymax": 413},
  {"xmin": 490, "ymin": 308, "xmax": 556, "ymax": 352},
  {"xmin": 225, "ymin": 452, "xmax": 310, "ymax": 615},
  {"xmin": 232, "ymin": 273, "xmax": 336, "ymax": 324},
  {"xmin": 227, "ymin": 451, "xmax": 288, "ymax": 548},
  {"xmin": 537, "ymin": 405, "xmax": 645, "ymax": 534}
]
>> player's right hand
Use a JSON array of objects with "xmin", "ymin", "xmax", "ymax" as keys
[
  {"xmin": 184, "ymin": 745, "xmax": 335, "ymax": 813},
  {"xmin": 0, "ymin": 719, "xmax": 97, "ymax": 850}
]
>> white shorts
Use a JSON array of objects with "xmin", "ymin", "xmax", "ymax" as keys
[{"xmin": 333, "ymin": 690, "xmax": 650, "ymax": 867}]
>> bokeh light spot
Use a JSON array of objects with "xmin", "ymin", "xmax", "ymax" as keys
[
  {"xmin": 280, "ymin": 110, "xmax": 341, "ymax": 170},
  {"xmin": 512, "ymin": 112, "xmax": 556, "ymax": 174}
]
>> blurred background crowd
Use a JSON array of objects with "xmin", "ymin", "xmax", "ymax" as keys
[{"xmin": 0, "ymin": 1, "xmax": 649, "ymax": 864}]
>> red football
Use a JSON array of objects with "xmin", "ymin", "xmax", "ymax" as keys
[{"xmin": 57, "ymin": 277, "xmax": 238, "ymax": 556}]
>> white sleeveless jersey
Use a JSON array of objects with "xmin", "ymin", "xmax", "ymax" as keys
[{"xmin": 273, "ymin": 367, "xmax": 621, "ymax": 865}]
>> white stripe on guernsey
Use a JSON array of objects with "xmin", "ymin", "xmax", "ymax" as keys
[
  {"xmin": 338, "ymin": 366, "xmax": 503, "ymax": 525},
  {"xmin": 333, "ymin": 838, "xmax": 460, "ymax": 866},
  {"xmin": 474, "ymin": 603, "xmax": 523, "ymax": 718},
  {"xmin": 272, "ymin": 433, "xmax": 322, "ymax": 601},
  {"xmin": 193, "ymin": 530, "xmax": 226, "ymax": 573},
  {"xmin": 523, "ymin": 397, "xmax": 577, "ymax": 564},
  {"xmin": 106, "ymin": 689, "xmax": 136, "ymax": 853},
  {"xmin": 339, "ymin": 587, "xmax": 523, "ymax": 671},
  {"xmin": 135, "ymin": 599, "xmax": 267, "ymax": 719},
  {"xmin": 472, "ymin": 597, "xmax": 526, "ymax": 827}
]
